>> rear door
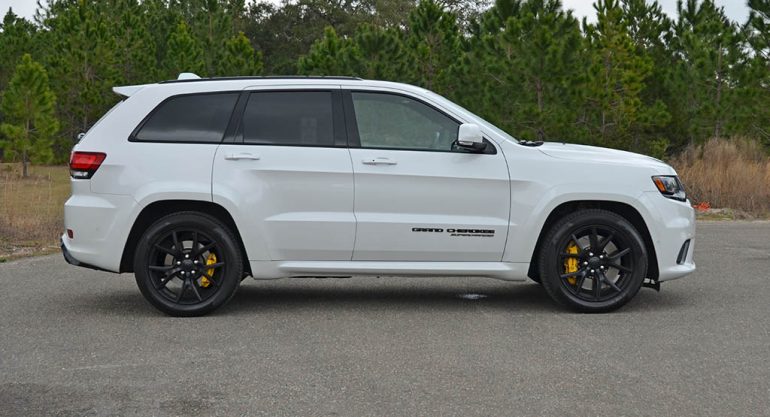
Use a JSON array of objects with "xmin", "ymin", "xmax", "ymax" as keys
[
  {"xmin": 212, "ymin": 86, "xmax": 355, "ymax": 261},
  {"xmin": 345, "ymin": 90, "xmax": 511, "ymax": 262}
]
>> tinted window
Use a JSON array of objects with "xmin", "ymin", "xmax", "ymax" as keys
[
  {"xmin": 241, "ymin": 91, "xmax": 334, "ymax": 146},
  {"xmin": 351, "ymin": 92, "xmax": 459, "ymax": 151},
  {"xmin": 134, "ymin": 93, "xmax": 237, "ymax": 142}
]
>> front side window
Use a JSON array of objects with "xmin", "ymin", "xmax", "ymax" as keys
[
  {"xmin": 351, "ymin": 92, "xmax": 459, "ymax": 151},
  {"xmin": 240, "ymin": 91, "xmax": 334, "ymax": 146},
  {"xmin": 134, "ymin": 93, "xmax": 238, "ymax": 143}
]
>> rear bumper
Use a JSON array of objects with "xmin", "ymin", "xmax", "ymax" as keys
[
  {"xmin": 63, "ymin": 188, "xmax": 138, "ymax": 272},
  {"xmin": 60, "ymin": 238, "xmax": 112, "ymax": 273}
]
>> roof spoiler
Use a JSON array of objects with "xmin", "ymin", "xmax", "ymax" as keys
[{"xmin": 112, "ymin": 84, "xmax": 150, "ymax": 97}]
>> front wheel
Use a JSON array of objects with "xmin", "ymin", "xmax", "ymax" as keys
[
  {"xmin": 133, "ymin": 212, "xmax": 243, "ymax": 316},
  {"xmin": 538, "ymin": 209, "xmax": 648, "ymax": 313}
]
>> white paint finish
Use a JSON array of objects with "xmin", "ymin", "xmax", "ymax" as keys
[
  {"xmin": 65, "ymin": 76, "xmax": 695, "ymax": 285},
  {"xmin": 213, "ymin": 145, "xmax": 355, "ymax": 261},
  {"xmin": 89, "ymin": 142, "xmax": 218, "ymax": 203},
  {"xmin": 248, "ymin": 260, "xmax": 531, "ymax": 281},
  {"xmin": 62, "ymin": 191, "xmax": 138, "ymax": 271},
  {"xmin": 350, "ymin": 148, "xmax": 510, "ymax": 261}
]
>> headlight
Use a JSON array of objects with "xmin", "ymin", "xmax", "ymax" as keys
[{"xmin": 652, "ymin": 175, "xmax": 686, "ymax": 202}]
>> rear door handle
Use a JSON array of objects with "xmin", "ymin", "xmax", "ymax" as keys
[
  {"xmin": 362, "ymin": 157, "xmax": 397, "ymax": 165},
  {"xmin": 225, "ymin": 153, "xmax": 260, "ymax": 161}
]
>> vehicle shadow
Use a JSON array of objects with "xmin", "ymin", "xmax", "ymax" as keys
[
  {"xmin": 223, "ymin": 281, "xmax": 689, "ymax": 315},
  {"xmin": 222, "ymin": 280, "xmax": 559, "ymax": 315},
  {"xmin": 71, "ymin": 279, "xmax": 691, "ymax": 317}
]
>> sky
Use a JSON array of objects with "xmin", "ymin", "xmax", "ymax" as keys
[
  {"xmin": 561, "ymin": 0, "xmax": 750, "ymax": 23},
  {"xmin": 0, "ymin": 0, "xmax": 752, "ymax": 24}
]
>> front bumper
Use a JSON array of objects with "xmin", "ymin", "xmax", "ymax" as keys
[{"xmin": 640, "ymin": 191, "xmax": 696, "ymax": 282}]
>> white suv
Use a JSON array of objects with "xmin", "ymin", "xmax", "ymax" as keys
[{"xmin": 62, "ymin": 74, "xmax": 695, "ymax": 316}]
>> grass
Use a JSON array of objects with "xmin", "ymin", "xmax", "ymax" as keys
[
  {"xmin": 0, "ymin": 163, "xmax": 71, "ymax": 260},
  {"xmin": 670, "ymin": 138, "xmax": 770, "ymax": 219}
]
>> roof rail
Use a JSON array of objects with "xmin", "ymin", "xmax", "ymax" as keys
[{"xmin": 159, "ymin": 75, "xmax": 363, "ymax": 84}]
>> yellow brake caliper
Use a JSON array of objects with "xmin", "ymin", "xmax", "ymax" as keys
[
  {"xmin": 199, "ymin": 252, "xmax": 217, "ymax": 288},
  {"xmin": 564, "ymin": 242, "xmax": 579, "ymax": 285}
]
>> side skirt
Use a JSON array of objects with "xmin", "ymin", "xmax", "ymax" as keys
[{"xmin": 247, "ymin": 260, "xmax": 530, "ymax": 281}]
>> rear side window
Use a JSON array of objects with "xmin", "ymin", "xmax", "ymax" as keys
[
  {"xmin": 133, "ymin": 93, "xmax": 238, "ymax": 143},
  {"xmin": 240, "ymin": 91, "xmax": 334, "ymax": 146}
]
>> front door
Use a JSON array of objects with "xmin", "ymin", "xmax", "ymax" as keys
[{"xmin": 346, "ymin": 91, "xmax": 511, "ymax": 262}]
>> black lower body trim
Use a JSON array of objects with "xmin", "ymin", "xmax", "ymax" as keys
[{"xmin": 60, "ymin": 239, "xmax": 113, "ymax": 273}]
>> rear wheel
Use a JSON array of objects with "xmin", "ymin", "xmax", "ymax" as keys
[
  {"xmin": 133, "ymin": 212, "xmax": 243, "ymax": 316},
  {"xmin": 538, "ymin": 209, "xmax": 647, "ymax": 313}
]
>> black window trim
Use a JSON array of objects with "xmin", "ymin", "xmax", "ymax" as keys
[
  {"xmin": 343, "ymin": 89, "xmax": 497, "ymax": 155},
  {"xmin": 228, "ymin": 88, "xmax": 348, "ymax": 148},
  {"xmin": 128, "ymin": 90, "xmax": 242, "ymax": 144}
]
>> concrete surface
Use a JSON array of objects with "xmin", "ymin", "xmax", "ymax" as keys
[{"xmin": 1, "ymin": 222, "xmax": 769, "ymax": 416}]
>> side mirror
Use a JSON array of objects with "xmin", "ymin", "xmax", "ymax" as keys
[{"xmin": 456, "ymin": 123, "xmax": 485, "ymax": 151}]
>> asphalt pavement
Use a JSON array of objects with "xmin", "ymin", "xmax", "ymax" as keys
[{"xmin": 1, "ymin": 221, "xmax": 769, "ymax": 416}]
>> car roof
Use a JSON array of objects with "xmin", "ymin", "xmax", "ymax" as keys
[
  {"xmin": 112, "ymin": 73, "xmax": 423, "ymax": 98},
  {"xmin": 158, "ymin": 75, "xmax": 363, "ymax": 84}
]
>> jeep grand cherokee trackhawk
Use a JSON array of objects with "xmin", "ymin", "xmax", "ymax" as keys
[{"xmin": 61, "ymin": 74, "xmax": 696, "ymax": 316}]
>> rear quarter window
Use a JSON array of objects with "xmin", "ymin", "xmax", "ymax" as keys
[{"xmin": 133, "ymin": 93, "xmax": 238, "ymax": 143}]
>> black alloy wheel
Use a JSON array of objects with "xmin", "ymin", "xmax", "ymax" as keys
[
  {"xmin": 134, "ymin": 212, "xmax": 243, "ymax": 316},
  {"xmin": 538, "ymin": 209, "xmax": 647, "ymax": 312}
]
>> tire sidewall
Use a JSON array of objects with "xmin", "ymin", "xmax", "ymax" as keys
[
  {"xmin": 134, "ymin": 213, "xmax": 242, "ymax": 316},
  {"xmin": 539, "ymin": 211, "xmax": 648, "ymax": 312}
]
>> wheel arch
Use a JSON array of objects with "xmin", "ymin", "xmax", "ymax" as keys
[
  {"xmin": 119, "ymin": 200, "xmax": 251, "ymax": 275},
  {"xmin": 527, "ymin": 200, "xmax": 658, "ymax": 281}
]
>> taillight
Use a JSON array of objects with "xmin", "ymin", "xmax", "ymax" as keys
[{"xmin": 70, "ymin": 152, "xmax": 106, "ymax": 179}]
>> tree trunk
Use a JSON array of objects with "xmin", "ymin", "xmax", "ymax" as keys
[
  {"xmin": 535, "ymin": 77, "xmax": 545, "ymax": 141},
  {"xmin": 714, "ymin": 42, "xmax": 724, "ymax": 139},
  {"xmin": 22, "ymin": 148, "xmax": 29, "ymax": 178},
  {"xmin": 23, "ymin": 118, "xmax": 30, "ymax": 178}
]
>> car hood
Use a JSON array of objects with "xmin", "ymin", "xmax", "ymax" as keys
[{"xmin": 536, "ymin": 142, "xmax": 673, "ymax": 172}]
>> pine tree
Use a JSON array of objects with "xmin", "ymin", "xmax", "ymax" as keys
[
  {"xmin": 298, "ymin": 24, "xmax": 407, "ymax": 81},
  {"xmin": 216, "ymin": 31, "xmax": 263, "ymax": 76},
  {"xmin": 348, "ymin": 25, "xmax": 408, "ymax": 80},
  {"xmin": 474, "ymin": 0, "xmax": 583, "ymax": 141},
  {"xmin": 37, "ymin": 0, "xmax": 118, "ymax": 161},
  {"xmin": 110, "ymin": 0, "xmax": 159, "ymax": 85},
  {"xmin": 0, "ymin": 9, "xmax": 37, "ymax": 94},
  {"xmin": 620, "ymin": 0, "xmax": 672, "ymax": 156},
  {"xmin": 0, "ymin": 54, "xmax": 58, "ymax": 177},
  {"xmin": 297, "ymin": 26, "xmax": 355, "ymax": 76},
  {"xmin": 667, "ymin": 0, "xmax": 745, "ymax": 145},
  {"xmin": 581, "ymin": 0, "xmax": 660, "ymax": 150},
  {"xmin": 184, "ymin": 0, "xmax": 232, "ymax": 76},
  {"xmin": 164, "ymin": 21, "xmax": 206, "ymax": 77},
  {"xmin": 745, "ymin": 0, "xmax": 770, "ymax": 145},
  {"xmin": 405, "ymin": 0, "xmax": 462, "ymax": 94}
]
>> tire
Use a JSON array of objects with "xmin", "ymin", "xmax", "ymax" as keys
[
  {"xmin": 538, "ymin": 209, "xmax": 647, "ymax": 313},
  {"xmin": 133, "ymin": 211, "xmax": 243, "ymax": 316}
]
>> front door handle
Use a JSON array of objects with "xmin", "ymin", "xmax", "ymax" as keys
[
  {"xmin": 362, "ymin": 157, "xmax": 397, "ymax": 165},
  {"xmin": 225, "ymin": 153, "xmax": 260, "ymax": 161}
]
